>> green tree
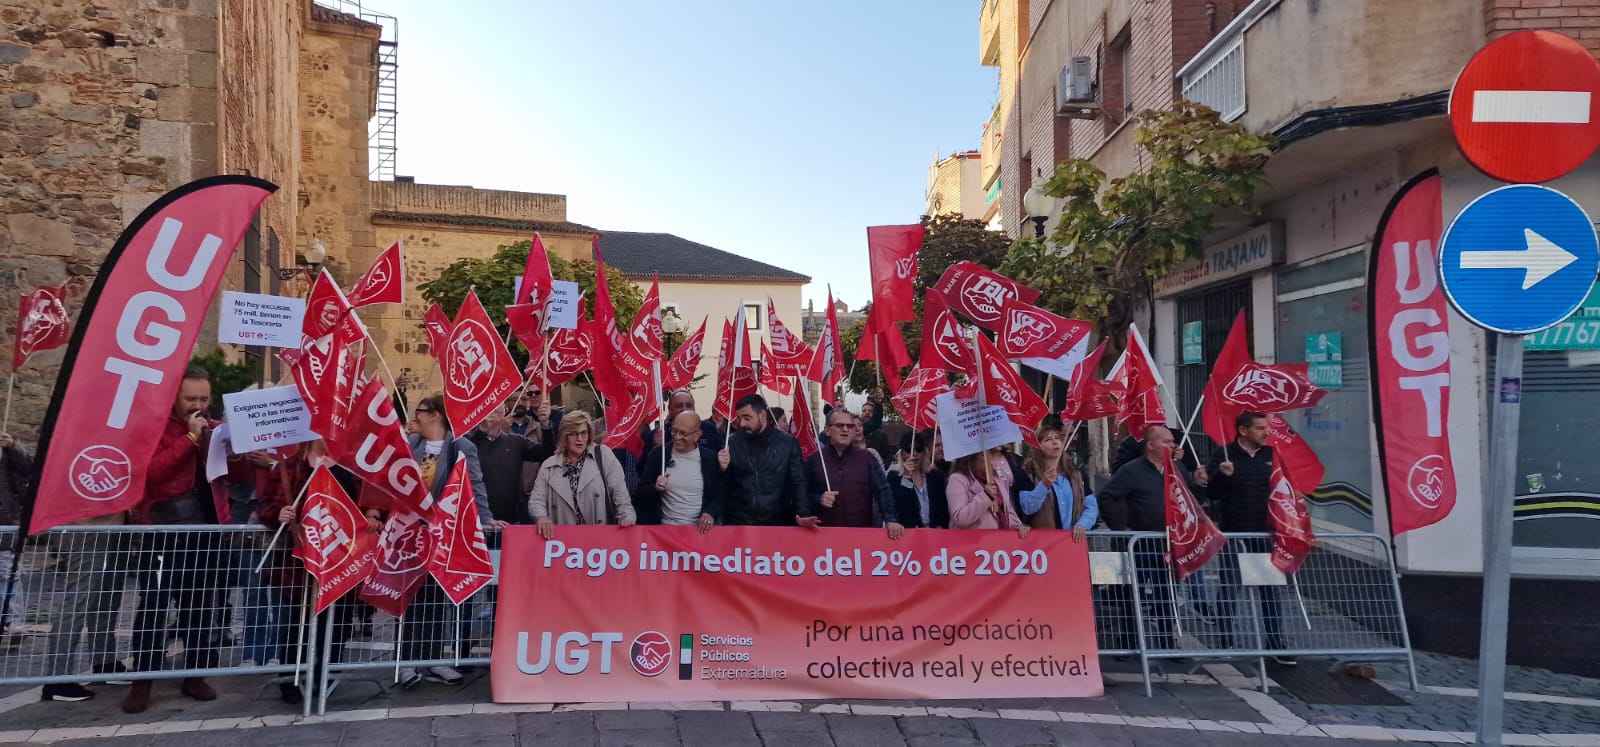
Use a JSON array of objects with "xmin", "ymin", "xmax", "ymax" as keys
[
  {"xmin": 841, "ymin": 214, "xmax": 1013, "ymax": 391},
  {"xmin": 999, "ymin": 101, "xmax": 1273, "ymax": 360},
  {"xmin": 190, "ymin": 349, "xmax": 257, "ymax": 399}
]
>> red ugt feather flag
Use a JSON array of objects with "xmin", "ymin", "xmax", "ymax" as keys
[
  {"xmin": 866, "ymin": 224, "xmax": 923, "ymax": 330},
  {"xmin": 296, "ymin": 465, "xmax": 377, "ymax": 615},
  {"xmin": 1164, "ymin": 448, "xmax": 1226, "ymax": 580},
  {"xmin": 13, "ymin": 283, "xmax": 70, "ymax": 370},
  {"xmin": 347, "ymin": 241, "xmax": 405, "ymax": 308}
]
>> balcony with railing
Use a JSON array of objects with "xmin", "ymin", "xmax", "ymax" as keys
[
  {"xmin": 980, "ymin": 107, "xmax": 1002, "ymax": 203},
  {"xmin": 1176, "ymin": 0, "xmax": 1472, "ymax": 138},
  {"xmin": 980, "ymin": 0, "xmax": 1001, "ymax": 67}
]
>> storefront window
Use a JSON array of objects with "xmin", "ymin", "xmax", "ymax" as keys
[
  {"xmin": 1274, "ymin": 251, "xmax": 1373, "ymax": 533},
  {"xmin": 1484, "ymin": 345, "xmax": 1600, "ymax": 549}
]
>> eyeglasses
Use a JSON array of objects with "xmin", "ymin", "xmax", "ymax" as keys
[
  {"xmin": 414, "ymin": 408, "xmax": 436, "ymax": 415},
  {"xmin": 671, "ymin": 429, "xmax": 700, "ymax": 438},
  {"xmin": 829, "ymin": 423, "xmax": 860, "ymax": 430}
]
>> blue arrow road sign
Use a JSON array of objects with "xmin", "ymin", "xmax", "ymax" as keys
[{"xmin": 1439, "ymin": 184, "xmax": 1600, "ymax": 335}]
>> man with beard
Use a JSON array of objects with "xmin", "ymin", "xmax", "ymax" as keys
[
  {"xmin": 716, "ymin": 395, "xmax": 811, "ymax": 528},
  {"xmin": 1207, "ymin": 411, "xmax": 1293, "ymax": 664}
]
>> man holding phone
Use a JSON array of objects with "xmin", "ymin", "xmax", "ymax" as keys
[{"xmin": 122, "ymin": 367, "xmax": 231, "ymax": 713}]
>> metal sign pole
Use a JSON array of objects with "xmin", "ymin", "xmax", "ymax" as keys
[{"xmin": 1476, "ymin": 332, "xmax": 1522, "ymax": 747}]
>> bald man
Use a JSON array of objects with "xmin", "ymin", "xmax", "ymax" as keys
[
  {"xmin": 646, "ymin": 390, "xmax": 725, "ymax": 452},
  {"xmin": 635, "ymin": 411, "xmax": 724, "ymax": 531}
]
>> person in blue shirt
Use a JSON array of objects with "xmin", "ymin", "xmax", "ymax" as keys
[{"xmin": 1018, "ymin": 423, "xmax": 1097, "ymax": 540}]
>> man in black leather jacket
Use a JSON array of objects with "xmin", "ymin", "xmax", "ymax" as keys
[{"xmin": 716, "ymin": 395, "xmax": 812, "ymax": 528}]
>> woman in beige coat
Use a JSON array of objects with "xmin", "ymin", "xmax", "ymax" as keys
[{"xmin": 529, "ymin": 411, "xmax": 636, "ymax": 538}]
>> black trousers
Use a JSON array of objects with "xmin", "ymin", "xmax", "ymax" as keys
[
  {"xmin": 131, "ymin": 532, "xmax": 228, "ymax": 671},
  {"xmin": 1217, "ymin": 536, "xmax": 1285, "ymax": 650}
]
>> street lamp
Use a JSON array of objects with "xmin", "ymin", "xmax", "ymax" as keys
[
  {"xmin": 660, "ymin": 307, "xmax": 685, "ymax": 357},
  {"xmin": 1022, "ymin": 183, "xmax": 1054, "ymax": 238},
  {"xmin": 276, "ymin": 239, "xmax": 327, "ymax": 281}
]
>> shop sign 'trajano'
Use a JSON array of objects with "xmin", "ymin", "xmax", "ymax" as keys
[{"xmin": 1155, "ymin": 223, "xmax": 1284, "ymax": 297}]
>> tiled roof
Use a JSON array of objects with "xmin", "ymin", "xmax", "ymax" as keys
[
  {"xmin": 370, "ymin": 211, "xmax": 596, "ymax": 235},
  {"xmin": 597, "ymin": 231, "xmax": 810, "ymax": 283}
]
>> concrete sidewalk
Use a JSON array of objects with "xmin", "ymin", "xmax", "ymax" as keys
[{"xmin": 1, "ymin": 652, "xmax": 1598, "ymax": 745}]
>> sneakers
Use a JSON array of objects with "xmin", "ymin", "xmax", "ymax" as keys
[
  {"xmin": 422, "ymin": 666, "xmax": 464, "ymax": 685},
  {"xmin": 1271, "ymin": 656, "xmax": 1299, "ymax": 667},
  {"xmin": 93, "ymin": 661, "xmax": 133, "ymax": 686},
  {"xmin": 41, "ymin": 683, "xmax": 94, "ymax": 702},
  {"xmin": 397, "ymin": 667, "xmax": 423, "ymax": 690}
]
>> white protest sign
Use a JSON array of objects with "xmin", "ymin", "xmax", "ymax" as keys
[
  {"xmin": 219, "ymin": 291, "xmax": 306, "ymax": 348},
  {"xmin": 934, "ymin": 391, "xmax": 1020, "ymax": 460},
  {"xmin": 223, "ymin": 385, "xmax": 317, "ymax": 452},
  {"xmin": 546, "ymin": 280, "xmax": 580, "ymax": 329},
  {"xmin": 205, "ymin": 423, "xmax": 233, "ymax": 482}
]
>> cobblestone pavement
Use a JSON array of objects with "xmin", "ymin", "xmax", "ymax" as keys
[{"xmin": 1, "ymin": 654, "xmax": 1598, "ymax": 745}]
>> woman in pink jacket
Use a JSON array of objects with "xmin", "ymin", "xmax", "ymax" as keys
[{"xmin": 945, "ymin": 448, "xmax": 1030, "ymax": 538}]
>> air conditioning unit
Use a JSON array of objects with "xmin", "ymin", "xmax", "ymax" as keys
[{"xmin": 1056, "ymin": 56, "xmax": 1099, "ymax": 119}]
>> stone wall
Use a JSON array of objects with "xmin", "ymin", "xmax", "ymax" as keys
[
  {"xmin": 295, "ymin": 5, "xmax": 378, "ymax": 295},
  {"xmin": 0, "ymin": 0, "xmax": 223, "ymax": 442},
  {"xmin": 220, "ymin": 0, "xmax": 301, "ymax": 275}
]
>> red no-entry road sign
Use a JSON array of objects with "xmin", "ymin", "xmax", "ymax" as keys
[{"xmin": 1450, "ymin": 30, "xmax": 1600, "ymax": 184}]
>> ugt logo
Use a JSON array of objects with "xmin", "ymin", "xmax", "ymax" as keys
[{"xmin": 1223, "ymin": 366, "xmax": 1300, "ymax": 408}]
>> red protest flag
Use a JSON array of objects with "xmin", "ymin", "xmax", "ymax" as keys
[
  {"xmin": 1202, "ymin": 310, "xmax": 1253, "ymax": 445},
  {"xmin": 713, "ymin": 316, "xmax": 757, "ymax": 421},
  {"xmin": 360, "ymin": 510, "xmax": 432, "ymax": 617},
  {"xmin": 998, "ymin": 299, "xmax": 1092, "ymax": 381},
  {"xmin": 505, "ymin": 302, "xmax": 547, "ymax": 362},
  {"xmin": 759, "ymin": 342, "xmax": 792, "ymax": 396},
  {"xmin": 26, "ymin": 176, "xmax": 274, "ymax": 534},
  {"xmin": 304, "ymin": 270, "xmax": 365, "ymax": 347},
  {"xmin": 296, "ymin": 464, "xmax": 378, "ymax": 614},
  {"xmin": 1108, "ymin": 324, "xmax": 1169, "ymax": 434},
  {"xmin": 334, "ymin": 375, "xmax": 434, "ymax": 515},
  {"xmin": 13, "ymin": 283, "xmax": 70, "ymax": 371},
  {"xmin": 601, "ymin": 391, "xmax": 652, "ymax": 454},
  {"xmin": 788, "ymin": 376, "xmax": 821, "ymax": 461},
  {"xmin": 587, "ymin": 241, "xmax": 632, "ymax": 407},
  {"xmin": 1062, "ymin": 340, "xmax": 1125, "ymax": 421},
  {"xmin": 931, "ymin": 260, "xmax": 1040, "ymax": 331},
  {"xmin": 541, "ymin": 306, "xmax": 592, "ymax": 390},
  {"xmin": 891, "ymin": 365, "xmax": 950, "ymax": 430},
  {"xmin": 1268, "ymin": 460, "xmax": 1317, "ymax": 576},
  {"xmin": 856, "ymin": 308, "xmax": 910, "ymax": 394},
  {"xmin": 767, "ymin": 297, "xmax": 811, "ymax": 372},
  {"xmin": 805, "ymin": 290, "xmax": 846, "ymax": 404},
  {"xmin": 626, "ymin": 276, "xmax": 665, "ymax": 363},
  {"xmin": 920, "ymin": 291, "xmax": 976, "ymax": 377},
  {"xmin": 428, "ymin": 459, "xmax": 494, "ymax": 606},
  {"xmin": 1265, "ymin": 414, "xmax": 1324, "ymax": 495},
  {"xmin": 287, "ymin": 335, "xmax": 363, "ymax": 452},
  {"xmin": 1164, "ymin": 447, "xmax": 1226, "ymax": 580},
  {"xmin": 442, "ymin": 289, "xmax": 522, "ymax": 435},
  {"xmin": 347, "ymin": 241, "xmax": 405, "ymax": 308},
  {"xmin": 516, "ymin": 233, "xmax": 554, "ymax": 307},
  {"xmin": 662, "ymin": 316, "xmax": 707, "ymax": 391},
  {"xmin": 1218, "ymin": 362, "xmax": 1327, "ymax": 415},
  {"xmin": 866, "ymin": 224, "xmax": 923, "ymax": 329},
  {"xmin": 975, "ymin": 332, "xmax": 1049, "ymax": 432},
  {"xmin": 423, "ymin": 303, "xmax": 452, "ymax": 361}
]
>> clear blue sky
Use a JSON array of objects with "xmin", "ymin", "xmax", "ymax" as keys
[{"xmin": 372, "ymin": 0, "xmax": 995, "ymax": 311}]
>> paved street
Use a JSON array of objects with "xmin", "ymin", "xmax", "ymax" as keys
[{"xmin": 2, "ymin": 652, "xmax": 1598, "ymax": 745}]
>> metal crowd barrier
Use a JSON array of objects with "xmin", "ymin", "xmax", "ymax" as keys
[
  {"xmin": 1124, "ymin": 531, "xmax": 1419, "ymax": 696},
  {"xmin": 0, "ymin": 525, "xmax": 1416, "ymax": 711}
]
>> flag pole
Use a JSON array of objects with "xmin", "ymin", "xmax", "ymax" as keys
[
  {"xmin": 256, "ymin": 473, "xmax": 317, "ymax": 574},
  {"xmin": 968, "ymin": 328, "xmax": 995, "ymax": 490},
  {"xmin": 656, "ymin": 360, "xmax": 667, "ymax": 474},
  {"xmin": 1, "ymin": 372, "xmax": 13, "ymax": 435},
  {"xmin": 1177, "ymin": 394, "xmax": 1205, "ymax": 455}
]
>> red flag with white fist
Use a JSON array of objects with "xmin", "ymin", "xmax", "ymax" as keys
[
  {"xmin": 347, "ymin": 241, "xmax": 405, "ymax": 308},
  {"xmin": 441, "ymin": 290, "xmax": 521, "ymax": 435},
  {"xmin": 12, "ymin": 282, "xmax": 70, "ymax": 371}
]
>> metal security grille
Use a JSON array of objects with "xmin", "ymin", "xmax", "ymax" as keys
[{"xmin": 1174, "ymin": 279, "xmax": 1252, "ymax": 464}]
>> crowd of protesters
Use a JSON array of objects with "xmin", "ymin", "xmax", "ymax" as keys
[{"xmin": 0, "ymin": 368, "xmax": 1297, "ymax": 711}]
